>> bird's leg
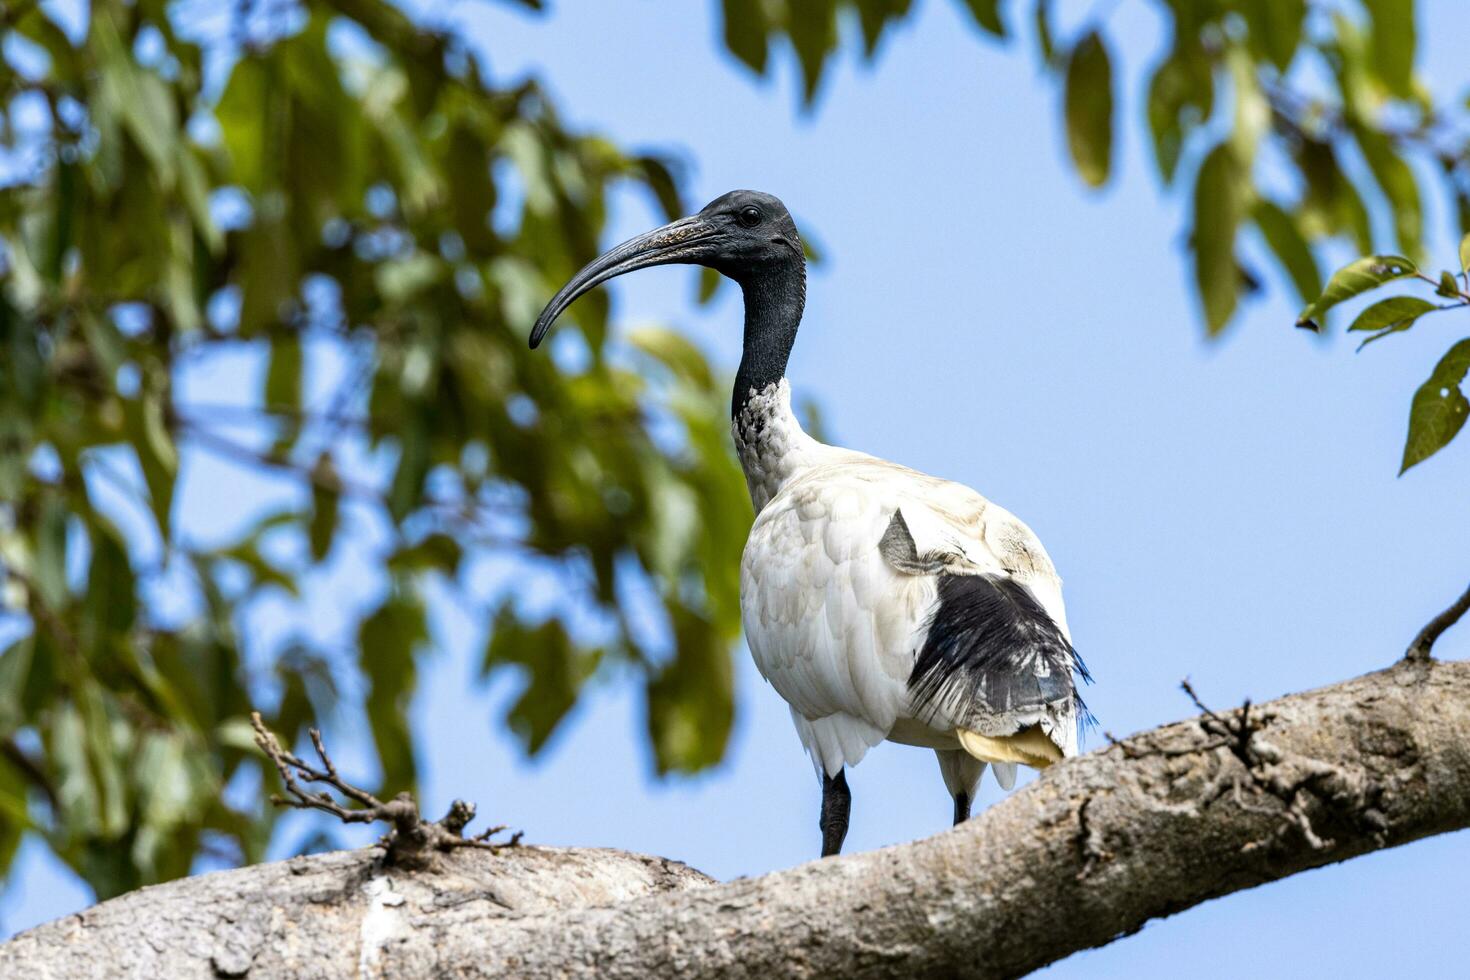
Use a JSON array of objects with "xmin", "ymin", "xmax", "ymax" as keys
[
  {"xmin": 820, "ymin": 769, "xmax": 851, "ymax": 857},
  {"xmin": 952, "ymin": 790, "xmax": 972, "ymax": 826}
]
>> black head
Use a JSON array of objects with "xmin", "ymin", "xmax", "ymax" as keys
[{"xmin": 529, "ymin": 189, "xmax": 802, "ymax": 348}]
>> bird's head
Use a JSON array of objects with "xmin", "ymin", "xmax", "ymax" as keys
[{"xmin": 529, "ymin": 189, "xmax": 801, "ymax": 349}]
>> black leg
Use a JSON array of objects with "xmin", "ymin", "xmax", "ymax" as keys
[
  {"xmin": 952, "ymin": 790, "xmax": 971, "ymax": 826},
  {"xmin": 820, "ymin": 770, "xmax": 851, "ymax": 857}
]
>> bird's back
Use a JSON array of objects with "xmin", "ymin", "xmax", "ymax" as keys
[{"xmin": 740, "ymin": 447, "xmax": 1085, "ymax": 776}]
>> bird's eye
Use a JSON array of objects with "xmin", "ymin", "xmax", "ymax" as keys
[{"xmin": 737, "ymin": 206, "xmax": 762, "ymax": 228}]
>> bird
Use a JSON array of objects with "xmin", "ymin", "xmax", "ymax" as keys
[{"xmin": 531, "ymin": 190, "xmax": 1090, "ymax": 857}]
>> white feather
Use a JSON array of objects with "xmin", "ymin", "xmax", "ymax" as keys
[{"xmin": 736, "ymin": 380, "xmax": 1080, "ymax": 794}]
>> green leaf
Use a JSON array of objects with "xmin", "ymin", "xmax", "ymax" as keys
[
  {"xmin": 216, "ymin": 57, "xmax": 274, "ymax": 193},
  {"xmin": 34, "ymin": 496, "xmax": 70, "ymax": 610},
  {"xmin": 1227, "ymin": 48, "xmax": 1269, "ymax": 165},
  {"xmin": 1064, "ymin": 32, "xmax": 1114, "ymax": 188},
  {"xmin": 1298, "ymin": 139, "xmax": 1373, "ymax": 253},
  {"xmin": 358, "ymin": 591, "xmax": 427, "ymax": 793},
  {"xmin": 637, "ymin": 156, "xmax": 684, "ymax": 222},
  {"xmin": 308, "ymin": 454, "xmax": 338, "ymax": 563},
  {"xmin": 236, "ymin": 217, "xmax": 296, "ymax": 335},
  {"xmin": 93, "ymin": 7, "xmax": 179, "ymax": 181},
  {"xmin": 1146, "ymin": 47, "xmax": 1212, "ymax": 185},
  {"xmin": 645, "ymin": 607, "xmax": 733, "ymax": 774},
  {"xmin": 1361, "ymin": 0, "xmax": 1416, "ymax": 97},
  {"xmin": 1347, "ymin": 296, "xmax": 1437, "ymax": 349},
  {"xmin": 1238, "ymin": 0, "xmax": 1305, "ymax": 72},
  {"xmin": 1437, "ymin": 271, "xmax": 1460, "ymax": 299},
  {"xmin": 696, "ymin": 267, "xmax": 723, "ymax": 305},
  {"xmin": 0, "ymin": 640, "xmax": 34, "ymax": 737},
  {"xmin": 216, "ymin": 540, "xmax": 298, "ymax": 598},
  {"xmin": 786, "ymin": 0, "xmax": 839, "ymax": 103},
  {"xmin": 1460, "ymin": 233, "xmax": 1470, "ymax": 276},
  {"xmin": 959, "ymin": 0, "xmax": 1006, "ymax": 37},
  {"xmin": 1252, "ymin": 199, "xmax": 1320, "ymax": 307},
  {"xmin": 1348, "ymin": 296, "xmax": 1437, "ymax": 333},
  {"xmin": 1295, "ymin": 255, "xmax": 1417, "ymax": 330},
  {"xmin": 1193, "ymin": 143, "xmax": 1243, "ymax": 335},
  {"xmin": 1354, "ymin": 124, "xmax": 1423, "ymax": 258},
  {"xmin": 387, "ymin": 533, "xmax": 463, "ymax": 575},
  {"xmin": 0, "ymin": 760, "xmax": 29, "ymax": 876},
  {"xmin": 854, "ymin": 0, "xmax": 911, "ymax": 56},
  {"xmin": 375, "ymin": 253, "xmax": 445, "ymax": 305},
  {"xmin": 721, "ymin": 0, "xmax": 770, "ymax": 73},
  {"xmin": 1402, "ymin": 339, "xmax": 1470, "ymax": 472},
  {"xmin": 265, "ymin": 338, "xmax": 302, "ymax": 412},
  {"xmin": 481, "ymin": 609, "xmax": 598, "ymax": 755},
  {"xmin": 1034, "ymin": 0, "xmax": 1055, "ymax": 65},
  {"xmin": 628, "ymin": 326, "xmax": 714, "ymax": 389},
  {"xmin": 83, "ymin": 517, "xmax": 137, "ymax": 639},
  {"xmin": 123, "ymin": 387, "xmax": 179, "ymax": 536}
]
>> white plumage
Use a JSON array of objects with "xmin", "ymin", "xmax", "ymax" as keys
[
  {"xmin": 530, "ymin": 188, "xmax": 1088, "ymax": 854},
  {"xmin": 735, "ymin": 380, "xmax": 1081, "ymax": 794}
]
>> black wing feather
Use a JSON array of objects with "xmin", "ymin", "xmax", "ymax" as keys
[{"xmin": 908, "ymin": 572, "xmax": 1093, "ymax": 730}]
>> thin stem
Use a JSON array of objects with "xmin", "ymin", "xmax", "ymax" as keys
[
  {"xmin": 1405, "ymin": 580, "xmax": 1470, "ymax": 662},
  {"xmin": 1412, "ymin": 272, "xmax": 1470, "ymax": 302}
]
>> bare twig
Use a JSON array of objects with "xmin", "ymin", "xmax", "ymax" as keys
[
  {"xmin": 249, "ymin": 712, "xmax": 520, "ymax": 869},
  {"xmin": 1405, "ymin": 580, "xmax": 1470, "ymax": 662}
]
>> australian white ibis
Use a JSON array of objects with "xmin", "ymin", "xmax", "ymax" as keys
[{"xmin": 531, "ymin": 190, "xmax": 1090, "ymax": 856}]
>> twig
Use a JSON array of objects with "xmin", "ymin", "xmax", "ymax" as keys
[
  {"xmin": 249, "ymin": 712, "xmax": 520, "ymax": 869},
  {"xmin": 1412, "ymin": 272, "xmax": 1470, "ymax": 303},
  {"xmin": 1405, "ymin": 580, "xmax": 1470, "ymax": 662}
]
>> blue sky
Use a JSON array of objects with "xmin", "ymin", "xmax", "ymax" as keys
[{"xmin": 6, "ymin": 1, "xmax": 1470, "ymax": 974}]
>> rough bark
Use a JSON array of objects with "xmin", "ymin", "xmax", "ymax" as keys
[{"xmin": 4, "ymin": 659, "xmax": 1467, "ymax": 979}]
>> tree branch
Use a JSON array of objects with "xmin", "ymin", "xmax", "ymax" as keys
[
  {"xmin": 4, "ymin": 659, "xmax": 1468, "ymax": 978},
  {"xmin": 1405, "ymin": 580, "xmax": 1470, "ymax": 662}
]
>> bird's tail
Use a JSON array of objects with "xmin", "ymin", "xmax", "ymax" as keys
[{"xmin": 956, "ymin": 724, "xmax": 1063, "ymax": 769}]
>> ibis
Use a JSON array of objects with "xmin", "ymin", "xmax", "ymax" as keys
[{"xmin": 531, "ymin": 190, "xmax": 1090, "ymax": 856}]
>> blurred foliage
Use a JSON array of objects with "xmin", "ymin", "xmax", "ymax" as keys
[
  {"xmin": 0, "ymin": 0, "xmax": 747, "ymax": 898},
  {"xmin": 719, "ymin": 0, "xmax": 1468, "ymax": 337}
]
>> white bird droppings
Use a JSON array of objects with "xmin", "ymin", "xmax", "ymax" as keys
[{"xmin": 359, "ymin": 874, "xmax": 407, "ymax": 977}]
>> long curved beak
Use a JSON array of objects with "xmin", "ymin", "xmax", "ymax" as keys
[{"xmin": 529, "ymin": 215, "xmax": 718, "ymax": 349}]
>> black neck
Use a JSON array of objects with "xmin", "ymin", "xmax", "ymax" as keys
[{"xmin": 732, "ymin": 260, "xmax": 806, "ymax": 419}]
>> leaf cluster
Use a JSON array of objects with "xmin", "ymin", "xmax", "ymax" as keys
[
  {"xmin": 1297, "ymin": 240, "xmax": 1470, "ymax": 472},
  {"xmin": 0, "ymin": 0, "xmax": 745, "ymax": 895},
  {"xmin": 718, "ymin": 0, "xmax": 1467, "ymax": 337}
]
